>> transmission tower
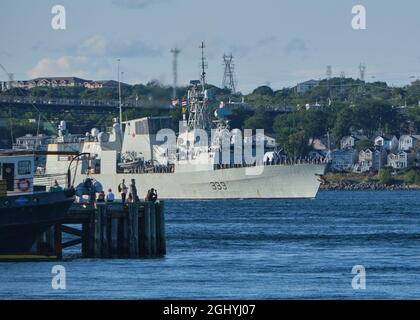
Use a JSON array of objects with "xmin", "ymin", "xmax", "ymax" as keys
[
  {"xmin": 326, "ymin": 65, "xmax": 332, "ymax": 99},
  {"xmin": 222, "ymin": 53, "xmax": 236, "ymax": 94},
  {"xmin": 326, "ymin": 65, "xmax": 332, "ymax": 80},
  {"xmin": 359, "ymin": 63, "xmax": 366, "ymax": 81},
  {"xmin": 170, "ymin": 48, "xmax": 181, "ymax": 99}
]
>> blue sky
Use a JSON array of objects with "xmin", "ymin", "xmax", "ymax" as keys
[{"xmin": 1, "ymin": 0, "xmax": 420, "ymax": 93}]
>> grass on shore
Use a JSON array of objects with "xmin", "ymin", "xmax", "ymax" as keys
[{"xmin": 324, "ymin": 172, "xmax": 406, "ymax": 184}]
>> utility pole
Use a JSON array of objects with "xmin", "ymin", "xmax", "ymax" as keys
[
  {"xmin": 222, "ymin": 53, "xmax": 236, "ymax": 94},
  {"xmin": 170, "ymin": 48, "xmax": 181, "ymax": 99}
]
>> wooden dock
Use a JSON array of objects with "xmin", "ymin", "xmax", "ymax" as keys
[{"xmin": 33, "ymin": 201, "xmax": 166, "ymax": 259}]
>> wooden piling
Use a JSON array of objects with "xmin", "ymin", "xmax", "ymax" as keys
[
  {"xmin": 110, "ymin": 216, "xmax": 119, "ymax": 257},
  {"xmin": 150, "ymin": 202, "xmax": 157, "ymax": 256},
  {"xmin": 128, "ymin": 203, "xmax": 139, "ymax": 257},
  {"xmin": 156, "ymin": 201, "xmax": 166, "ymax": 256},
  {"xmin": 30, "ymin": 201, "xmax": 166, "ymax": 260},
  {"xmin": 100, "ymin": 205, "xmax": 109, "ymax": 257},
  {"xmin": 122, "ymin": 210, "xmax": 129, "ymax": 257},
  {"xmin": 93, "ymin": 205, "xmax": 103, "ymax": 258},
  {"xmin": 142, "ymin": 202, "xmax": 152, "ymax": 257}
]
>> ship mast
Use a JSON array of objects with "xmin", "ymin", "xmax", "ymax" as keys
[
  {"xmin": 200, "ymin": 41, "xmax": 206, "ymax": 89},
  {"xmin": 187, "ymin": 42, "xmax": 210, "ymax": 131},
  {"xmin": 117, "ymin": 58, "xmax": 123, "ymax": 130}
]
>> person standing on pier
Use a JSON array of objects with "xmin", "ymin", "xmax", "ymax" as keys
[
  {"xmin": 118, "ymin": 179, "xmax": 128, "ymax": 203},
  {"xmin": 129, "ymin": 179, "xmax": 139, "ymax": 203},
  {"xmin": 97, "ymin": 191, "xmax": 105, "ymax": 202},
  {"xmin": 106, "ymin": 188, "xmax": 115, "ymax": 202}
]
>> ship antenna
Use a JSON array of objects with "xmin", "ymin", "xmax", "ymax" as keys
[
  {"xmin": 117, "ymin": 58, "xmax": 123, "ymax": 130},
  {"xmin": 200, "ymin": 41, "xmax": 207, "ymax": 88}
]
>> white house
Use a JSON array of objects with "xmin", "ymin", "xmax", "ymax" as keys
[
  {"xmin": 387, "ymin": 151, "xmax": 416, "ymax": 170},
  {"xmin": 340, "ymin": 135, "xmax": 359, "ymax": 150},
  {"xmin": 374, "ymin": 135, "xmax": 399, "ymax": 152},
  {"xmin": 330, "ymin": 149, "xmax": 358, "ymax": 172},
  {"xmin": 354, "ymin": 148, "xmax": 387, "ymax": 173},
  {"xmin": 399, "ymin": 135, "xmax": 420, "ymax": 151},
  {"xmin": 310, "ymin": 134, "xmax": 336, "ymax": 151}
]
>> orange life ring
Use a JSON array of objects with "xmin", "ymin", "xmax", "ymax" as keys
[{"xmin": 17, "ymin": 178, "xmax": 31, "ymax": 192}]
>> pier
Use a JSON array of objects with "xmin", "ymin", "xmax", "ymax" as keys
[{"xmin": 33, "ymin": 201, "xmax": 166, "ymax": 259}]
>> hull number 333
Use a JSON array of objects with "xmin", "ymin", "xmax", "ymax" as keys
[{"xmin": 210, "ymin": 182, "xmax": 228, "ymax": 191}]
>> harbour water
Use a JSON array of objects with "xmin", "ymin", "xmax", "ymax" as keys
[{"xmin": 0, "ymin": 191, "xmax": 420, "ymax": 300}]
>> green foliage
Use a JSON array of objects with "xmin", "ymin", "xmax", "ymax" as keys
[
  {"xmin": 403, "ymin": 169, "xmax": 420, "ymax": 185},
  {"xmin": 379, "ymin": 167, "xmax": 394, "ymax": 185},
  {"xmin": 252, "ymin": 86, "xmax": 274, "ymax": 96},
  {"xmin": 243, "ymin": 106, "xmax": 271, "ymax": 131},
  {"xmin": 355, "ymin": 139, "xmax": 374, "ymax": 152}
]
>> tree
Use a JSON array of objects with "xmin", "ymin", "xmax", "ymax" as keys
[
  {"xmin": 379, "ymin": 167, "xmax": 393, "ymax": 185},
  {"xmin": 355, "ymin": 139, "xmax": 374, "ymax": 151},
  {"xmin": 243, "ymin": 106, "xmax": 270, "ymax": 131},
  {"xmin": 252, "ymin": 85, "xmax": 274, "ymax": 96},
  {"xmin": 332, "ymin": 108, "xmax": 353, "ymax": 140}
]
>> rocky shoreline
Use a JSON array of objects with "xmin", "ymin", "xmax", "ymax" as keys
[{"xmin": 320, "ymin": 181, "xmax": 420, "ymax": 191}]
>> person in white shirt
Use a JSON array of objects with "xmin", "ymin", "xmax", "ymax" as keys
[
  {"xmin": 106, "ymin": 188, "xmax": 115, "ymax": 202},
  {"xmin": 118, "ymin": 179, "xmax": 128, "ymax": 203}
]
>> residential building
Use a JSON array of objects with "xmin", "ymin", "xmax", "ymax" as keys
[
  {"xmin": 1, "ymin": 77, "xmax": 132, "ymax": 91},
  {"xmin": 310, "ymin": 134, "xmax": 336, "ymax": 151},
  {"xmin": 330, "ymin": 149, "xmax": 358, "ymax": 172},
  {"xmin": 84, "ymin": 80, "xmax": 130, "ymax": 89},
  {"xmin": 340, "ymin": 135, "xmax": 359, "ymax": 149},
  {"xmin": 399, "ymin": 135, "xmax": 420, "ymax": 151},
  {"xmin": 354, "ymin": 148, "xmax": 387, "ymax": 173},
  {"xmin": 387, "ymin": 151, "xmax": 416, "ymax": 170},
  {"xmin": 374, "ymin": 134, "xmax": 399, "ymax": 152},
  {"xmin": 309, "ymin": 150, "xmax": 328, "ymax": 160}
]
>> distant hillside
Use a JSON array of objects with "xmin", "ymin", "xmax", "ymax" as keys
[{"xmin": 1, "ymin": 78, "xmax": 420, "ymax": 156}]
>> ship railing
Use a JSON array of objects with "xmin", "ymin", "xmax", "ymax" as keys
[
  {"xmin": 117, "ymin": 163, "xmax": 175, "ymax": 174},
  {"xmin": 214, "ymin": 157, "xmax": 329, "ymax": 170}
]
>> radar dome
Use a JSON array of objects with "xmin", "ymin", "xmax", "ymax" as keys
[{"xmin": 91, "ymin": 128, "xmax": 99, "ymax": 137}]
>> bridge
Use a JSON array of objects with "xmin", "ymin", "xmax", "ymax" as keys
[
  {"xmin": 0, "ymin": 95, "xmax": 294, "ymax": 114},
  {"xmin": 0, "ymin": 95, "xmax": 170, "ymax": 113}
]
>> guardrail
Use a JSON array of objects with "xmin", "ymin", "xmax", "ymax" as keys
[{"xmin": 0, "ymin": 95, "xmax": 171, "ymax": 109}]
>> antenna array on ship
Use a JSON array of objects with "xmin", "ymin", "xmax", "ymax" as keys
[{"xmin": 186, "ymin": 42, "xmax": 211, "ymax": 132}]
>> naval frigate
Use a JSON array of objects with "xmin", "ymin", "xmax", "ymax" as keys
[{"xmin": 43, "ymin": 43, "xmax": 327, "ymax": 200}]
